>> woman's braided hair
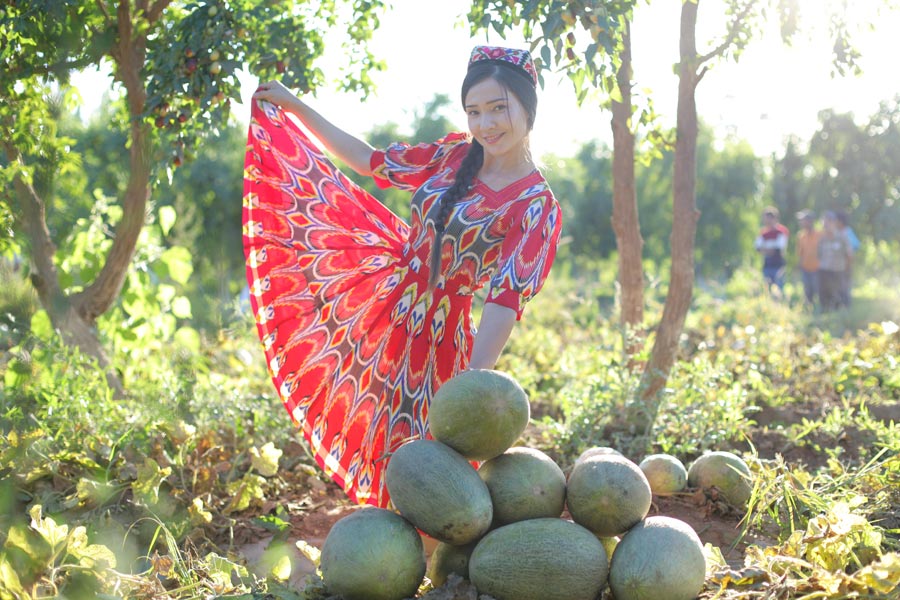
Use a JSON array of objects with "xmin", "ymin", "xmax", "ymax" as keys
[{"xmin": 427, "ymin": 61, "xmax": 538, "ymax": 289}]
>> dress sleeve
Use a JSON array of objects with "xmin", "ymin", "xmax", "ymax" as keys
[
  {"xmin": 485, "ymin": 192, "xmax": 563, "ymax": 320},
  {"xmin": 370, "ymin": 132, "xmax": 469, "ymax": 191}
]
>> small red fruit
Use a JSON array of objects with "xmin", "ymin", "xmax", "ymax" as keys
[
  {"xmin": 567, "ymin": 31, "xmax": 576, "ymax": 46},
  {"xmin": 185, "ymin": 48, "xmax": 195, "ymax": 58},
  {"xmin": 566, "ymin": 47, "xmax": 577, "ymax": 61},
  {"xmin": 178, "ymin": 112, "xmax": 188, "ymax": 123},
  {"xmin": 173, "ymin": 155, "xmax": 182, "ymax": 167},
  {"xmin": 155, "ymin": 116, "xmax": 166, "ymax": 128},
  {"xmin": 275, "ymin": 60, "xmax": 285, "ymax": 74},
  {"xmin": 185, "ymin": 57, "xmax": 198, "ymax": 73}
]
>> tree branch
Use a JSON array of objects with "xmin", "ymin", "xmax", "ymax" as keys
[
  {"xmin": 697, "ymin": 0, "xmax": 757, "ymax": 66},
  {"xmin": 697, "ymin": 64, "xmax": 710, "ymax": 85},
  {"xmin": 95, "ymin": 0, "xmax": 113, "ymax": 24},
  {"xmin": 147, "ymin": 0, "xmax": 172, "ymax": 23}
]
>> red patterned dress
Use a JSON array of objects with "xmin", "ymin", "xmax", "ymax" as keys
[{"xmin": 242, "ymin": 102, "xmax": 561, "ymax": 507}]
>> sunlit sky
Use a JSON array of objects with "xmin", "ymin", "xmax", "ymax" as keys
[{"xmin": 73, "ymin": 0, "xmax": 900, "ymax": 158}]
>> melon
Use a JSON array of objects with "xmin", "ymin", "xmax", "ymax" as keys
[
  {"xmin": 477, "ymin": 446, "xmax": 566, "ymax": 525},
  {"xmin": 429, "ymin": 369, "xmax": 529, "ymax": 460},
  {"xmin": 687, "ymin": 451, "xmax": 753, "ymax": 506},
  {"xmin": 385, "ymin": 439, "xmax": 492, "ymax": 544},
  {"xmin": 320, "ymin": 508, "xmax": 425, "ymax": 600},
  {"xmin": 566, "ymin": 455, "xmax": 652, "ymax": 537},
  {"xmin": 598, "ymin": 536, "xmax": 619, "ymax": 563},
  {"xmin": 469, "ymin": 518, "xmax": 608, "ymax": 600},
  {"xmin": 608, "ymin": 516, "xmax": 706, "ymax": 600},
  {"xmin": 575, "ymin": 445, "xmax": 623, "ymax": 464},
  {"xmin": 639, "ymin": 453, "xmax": 688, "ymax": 495},
  {"xmin": 427, "ymin": 541, "xmax": 475, "ymax": 588}
]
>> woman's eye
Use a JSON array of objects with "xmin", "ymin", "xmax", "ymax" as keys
[{"xmin": 493, "ymin": 104, "xmax": 507, "ymax": 111}]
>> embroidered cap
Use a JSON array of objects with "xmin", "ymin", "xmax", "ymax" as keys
[{"xmin": 468, "ymin": 45, "xmax": 538, "ymax": 87}]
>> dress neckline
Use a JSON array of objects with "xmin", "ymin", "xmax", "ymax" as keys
[{"xmin": 473, "ymin": 168, "xmax": 542, "ymax": 195}]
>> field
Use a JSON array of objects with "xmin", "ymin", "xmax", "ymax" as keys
[{"xmin": 1, "ymin": 264, "xmax": 899, "ymax": 599}]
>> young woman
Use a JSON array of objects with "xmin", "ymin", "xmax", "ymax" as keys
[{"xmin": 244, "ymin": 46, "xmax": 562, "ymax": 507}]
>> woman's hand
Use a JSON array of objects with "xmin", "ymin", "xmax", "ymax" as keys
[{"xmin": 252, "ymin": 80, "xmax": 301, "ymax": 110}]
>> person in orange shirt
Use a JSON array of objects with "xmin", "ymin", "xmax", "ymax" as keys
[{"xmin": 795, "ymin": 210, "xmax": 820, "ymax": 307}]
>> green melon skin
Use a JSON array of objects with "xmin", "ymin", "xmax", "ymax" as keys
[
  {"xmin": 608, "ymin": 516, "xmax": 706, "ymax": 600},
  {"xmin": 639, "ymin": 453, "xmax": 688, "ymax": 495},
  {"xmin": 427, "ymin": 541, "xmax": 476, "ymax": 588},
  {"xmin": 478, "ymin": 446, "xmax": 567, "ymax": 525},
  {"xmin": 385, "ymin": 439, "xmax": 493, "ymax": 545},
  {"xmin": 566, "ymin": 455, "xmax": 652, "ymax": 537},
  {"xmin": 428, "ymin": 369, "xmax": 530, "ymax": 461},
  {"xmin": 687, "ymin": 451, "xmax": 753, "ymax": 507},
  {"xmin": 320, "ymin": 508, "xmax": 425, "ymax": 600},
  {"xmin": 575, "ymin": 446, "xmax": 623, "ymax": 464},
  {"xmin": 469, "ymin": 518, "xmax": 609, "ymax": 600}
]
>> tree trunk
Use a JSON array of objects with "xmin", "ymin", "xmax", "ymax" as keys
[
  {"xmin": 73, "ymin": 1, "xmax": 152, "ymax": 321},
  {"xmin": 632, "ymin": 0, "xmax": 702, "ymax": 433},
  {"xmin": 609, "ymin": 19, "xmax": 645, "ymax": 355}
]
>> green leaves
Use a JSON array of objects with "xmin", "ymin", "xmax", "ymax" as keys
[
  {"xmin": 202, "ymin": 552, "xmax": 249, "ymax": 593},
  {"xmin": 467, "ymin": 0, "xmax": 634, "ymax": 107},
  {"xmin": 159, "ymin": 205, "xmax": 177, "ymax": 236},
  {"xmin": 63, "ymin": 525, "xmax": 117, "ymax": 570},
  {"xmin": 0, "ymin": 554, "xmax": 25, "ymax": 599},
  {"xmin": 158, "ymin": 246, "xmax": 194, "ymax": 286},
  {"xmin": 0, "ymin": 505, "xmax": 117, "ymax": 596},
  {"xmin": 133, "ymin": 458, "xmax": 173, "ymax": 506},
  {"xmin": 28, "ymin": 505, "xmax": 68, "ymax": 554},
  {"xmin": 226, "ymin": 472, "xmax": 266, "ymax": 513}
]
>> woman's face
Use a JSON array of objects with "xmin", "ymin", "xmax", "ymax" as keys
[{"xmin": 464, "ymin": 77, "xmax": 530, "ymax": 163}]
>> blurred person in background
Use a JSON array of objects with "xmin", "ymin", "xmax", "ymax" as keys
[
  {"xmin": 817, "ymin": 211, "xmax": 853, "ymax": 312},
  {"xmin": 835, "ymin": 211, "xmax": 860, "ymax": 307},
  {"xmin": 754, "ymin": 206, "xmax": 790, "ymax": 296},
  {"xmin": 795, "ymin": 209, "xmax": 820, "ymax": 309}
]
